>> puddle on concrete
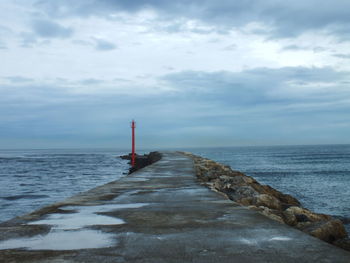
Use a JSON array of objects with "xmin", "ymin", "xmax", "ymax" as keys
[
  {"xmin": 124, "ymin": 177, "xmax": 150, "ymax": 182},
  {"xmin": 0, "ymin": 229, "xmax": 115, "ymax": 250},
  {"xmin": 269, "ymin": 236, "xmax": 292, "ymax": 241},
  {"xmin": 29, "ymin": 211, "xmax": 124, "ymax": 230},
  {"xmin": 28, "ymin": 203, "xmax": 148, "ymax": 230},
  {"xmin": 0, "ymin": 203, "xmax": 149, "ymax": 250}
]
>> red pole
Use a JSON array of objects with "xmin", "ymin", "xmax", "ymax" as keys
[{"xmin": 131, "ymin": 120, "xmax": 136, "ymax": 167}]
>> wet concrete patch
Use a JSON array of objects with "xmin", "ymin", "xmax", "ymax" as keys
[
  {"xmin": 0, "ymin": 203, "xmax": 149, "ymax": 251},
  {"xmin": 0, "ymin": 229, "xmax": 116, "ymax": 250}
]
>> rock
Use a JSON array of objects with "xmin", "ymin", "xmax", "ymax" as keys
[
  {"xmin": 122, "ymin": 152, "xmax": 162, "ymax": 174},
  {"xmin": 242, "ymin": 176, "xmax": 257, "ymax": 184},
  {"xmin": 282, "ymin": 209, "xmax": 298, "ymax": 226},
  {"xmin": 226, "ymin": 170, "xmax": 246, "ymax": 177},
  {"xmin": 285, "ymin": 206, "xmax": 331, "ymax": 222},
  {"xmin": 224, "ymin": 185, "xmax": 259, "ymax": 202},
  {"xmin": 213, "ymin": 179, "xmax": 226, "ymax": 191},
  {"xmin": 295, "ymin": 214, "xmax": 310, "ymax": 222},
  {"xmin": 260, "ymin": 185, "xmax": 300, "ymax": 207},
  {"xmin": 239, "ymin": 197, "xmax": 254, "ymax": 206},
  {"xmin": 220, "ymin": 175, "xmax": 247, "ymax": 186},
  {"xmin": 207, "ymin": 171, "xmax": 220, "ymax": 180},
  {"xmin": 248, "ymin": 205, "xmax": 260, "ymax": 211},
  {"xmin": 260, "ymin": 207, "xmax": 284, "ymax": 224},
  {"xmin": 253, "ymin": 194, "xmax": 282, "ymax": 210},
  {"xmin": 301, "ymin": 219, "xmax": 347, "ymax": 243},
  {"xmin": 295, "ymin": 222, "xmax": 312, "ymax": 229}
]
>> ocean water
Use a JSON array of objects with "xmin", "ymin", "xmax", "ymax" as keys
[
  {"xmin": 0, "ymin": 149, "xmax": 129, "ymax": 223},
  {"xmin": 187, "ymin": 145, "xmax": 350, "ymax": 232}
]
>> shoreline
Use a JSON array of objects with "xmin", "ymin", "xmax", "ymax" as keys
[{"xmin": 182, "ymin": 151, "xmax": 350, "ymax": 252}]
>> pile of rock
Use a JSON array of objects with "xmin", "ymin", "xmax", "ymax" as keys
[
  {"xmin": 183, "ymin": 152, "xmax": 350, "ymax": 251},
  {"xmin": 120, "ymin": 151, "xmax": 162, "ymax": 174}
]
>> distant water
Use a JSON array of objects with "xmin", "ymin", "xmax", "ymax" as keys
[
  {"xmin": 0, "ymin": 149, "xmax": 129, "ymax": 223},
  {"xmin": 186, "ymin": 145, "xmax": 350, "ymax": 232}
]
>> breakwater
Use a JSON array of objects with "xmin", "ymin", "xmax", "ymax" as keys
[
  {"xmin": 0, "ymin": 152, "xmax": 349, "ymax": 262},
  {"xmin": 183, "ymin": 152, "xmax": 350, "ymax": 251}
]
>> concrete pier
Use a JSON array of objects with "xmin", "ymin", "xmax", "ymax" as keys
[{"xmin": 1, "ymin": 152, "xmax": 350, "ymax": 262}]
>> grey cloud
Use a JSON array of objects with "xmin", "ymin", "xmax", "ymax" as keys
[
  {"xmin": 0, "ymin": 41, "xmax": 6, "ymax": 49},
  {"xmin": 35, "ymin": 0, "xmax": 350, "ymax": 39},
  {"xmin": 31, "ymin": 19, "xmax": 73, "ymax": 38},
  {"xmin": 19, "ymin": 32, "xmax": 39, "ymax": 47},
  {"xmin": 333, "ymin": 53, "xmax": 350, "ymax": 59},
  {"xmin": 282, "ymin": 45, "xmax": 327, "ymax": 53},
  {"xmin": 94, "ymin": 38, "xmax": 117, "ymax": 51},
  {"xmin": 162, "ymin": 67, "xmax": 350, "ymax": 106},
  {"xmin": 72, "ymin": 38, "xmax": 116, "ymax": 51},
  {"xmin": 222, "ymin": 44, "xmax": 237, "ymax": 51},
  {"xmin": 1, "ymin": 67, "xmax": 350, "ymax": 148},
  {"xmin": 0, "ymin": 25, "xmax": 12, "ymax": 49},
  {"xmin": 79, "ymin": 78, "xmax": 104, "ymax": 85},
  {"xmin": 5, "ymin": 76, "xmax": 34, "ymax": 83}
]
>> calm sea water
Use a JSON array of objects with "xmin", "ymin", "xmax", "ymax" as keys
[
  {"xmin": 0, "ymin": 149, "xmax": 129, "ymax": 223},
  {"xmin": 1, "ymin": 145, "xmax": 349, "ymax": 233},
  {"xmin": 186, "ymin": 144, "xmax": 350, "ymax": 232}
]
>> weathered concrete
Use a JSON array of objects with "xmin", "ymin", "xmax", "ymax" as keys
[{"xmin": 1, "ymin": 152, "xmax": 350, "ymax": 262}]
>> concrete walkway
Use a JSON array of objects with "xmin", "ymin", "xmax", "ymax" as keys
[{"xmin": 1, "ymin": 152, "xmax": 350, "ymax": 262}]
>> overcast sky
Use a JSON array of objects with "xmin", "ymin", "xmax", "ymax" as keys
[{"xmin": 1, "ymin": 0, "xmax": 350, "ymax": 149}]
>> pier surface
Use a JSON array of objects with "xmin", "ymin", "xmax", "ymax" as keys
[{"xmin": 1, "ymin": 152, "xmax": 350, "ymax": 262}]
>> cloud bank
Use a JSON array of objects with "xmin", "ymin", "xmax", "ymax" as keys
[{"xmin": 0, "ymin": 1, "xmax": 350, "ymax": 148}]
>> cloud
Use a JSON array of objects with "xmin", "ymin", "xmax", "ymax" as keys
[
  {"xmin": 93, "ymin": 38, "xmax": 117, "ymax": 51},
  {"xmin": 4, "ymin": 76, "xmax": 34, "ymax": 83},
  {"xmin": 1, "ymin": 66, "xmax": 350, "ymax": 148},
  {"xmin": 31, "ymin": 19, "xmax": 73, "ymax": 38},
  {"xmin": 333, "ymin": 53, "xmax": 350, "ymax": 59},
  {"xmin": 79, "ymin": 78, "xmax": 104, "ymax": 85},
  {"xmin": 0, "ymin": 41, "xmax": 6, "ymax": 49},
  {"xmin": 221, "ymin": 44, "xmax": 237, "ymax": 51},
  {"xmin": 34, "ymin": 0, "xmax": 350, "ymax": 39},
  {"xmin": 161, "ymin": 67, "xmax": 350, "ymax": 106},
  {"xmin": 0, "ymin": 25, "xmax": 12, "ymax": 49},
  {"xmin": 282, "ymin": 45, "xmax": 327, "ymax": 53}
]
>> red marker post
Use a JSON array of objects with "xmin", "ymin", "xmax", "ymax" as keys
[{"xmin": 131, "ymin": 120, "xmax": 136, "ymax": 167}]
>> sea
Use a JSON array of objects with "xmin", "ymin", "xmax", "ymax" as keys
[{"xmin": 0, "ymin": 145, "xmax": 349, "ymax": 233}]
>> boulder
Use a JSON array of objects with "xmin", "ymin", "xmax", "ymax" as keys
[
  {"xmin": 260, "ymin": 185, "xmax": 300, "ymax": 207},
  {"xmin": 242, "ymin": 176, "xmax": 257, "ymax": 184},
  {"xmin": 224, "ymin": 185, "xmax": 259, "ymax": 202},
  {"xmin": 282, "ymin": 209, "xmax": 298, "ymax": 226},
  {"xmin": 260, "ymin": 207, "xmax": 284, "ymax": 224},
  {"xmin": 253, "ymin": 194, "xmax": 282, "ymax": 210},
  {"xmin": 301, "ymin": 219, "xmax": 347, "ymax": 243},
  {"xmin": 285, "ymin": 206, "xmax": 331, "ymax": 222},
  {"xmin": 219, "ymin": 175, "xmax": 247, "ymax": 186},
  {"xmin": 239, "ymin": 197, "xmax": 254, "ymax": 206}
]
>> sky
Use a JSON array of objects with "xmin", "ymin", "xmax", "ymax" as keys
[{"xmin": 1, "ymin": 0, "xmax": 350, "ymax": 149}]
